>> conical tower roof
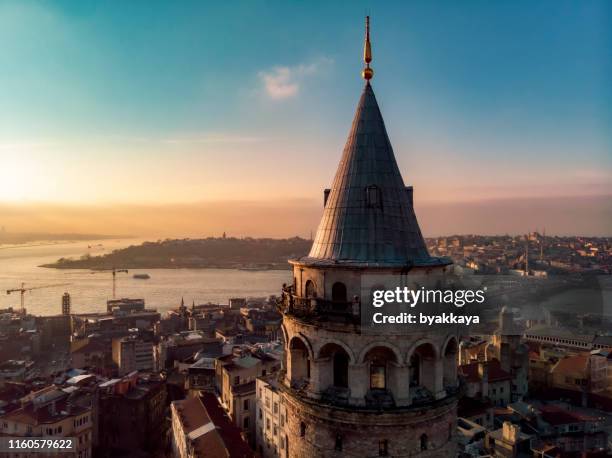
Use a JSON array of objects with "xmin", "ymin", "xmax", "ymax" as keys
[{"xmin": 301, "ymin": 83, "xmax": 449, "ymax": 268}]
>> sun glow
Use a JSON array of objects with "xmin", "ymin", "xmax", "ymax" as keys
[{"xmin": 0, "ymin": 153, "xmax": 42, "ymax": 202}]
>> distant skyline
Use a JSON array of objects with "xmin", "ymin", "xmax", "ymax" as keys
[{"xmin": 0, "ymin": 1, "xmax": 610, "ymax": 235}]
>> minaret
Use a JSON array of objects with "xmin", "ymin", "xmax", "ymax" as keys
[{"xmin": 278, "ymin": 17, "xmax": 458, "ymax": 457}]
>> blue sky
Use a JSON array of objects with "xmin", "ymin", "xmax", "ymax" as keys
[{"xmin": 0, "ymin": 0, "xmax": 610, "ymax": 208}]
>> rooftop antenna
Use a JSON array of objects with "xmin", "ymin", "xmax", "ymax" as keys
[
  {"xmin": 362, "ymin": 16, "xmax": 373, "ymax": 82},
  {"xmin": 525, "ymin": 236, "xmax": 529, "ymax": 276},
  {"xmin": 540, "ymin": 227, "xmax": 545, "ymax": 262}
]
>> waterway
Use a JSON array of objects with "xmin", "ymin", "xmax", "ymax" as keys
[{"xmin": 0, "ymin": 239, "xmax": 291, "ymax": 316}]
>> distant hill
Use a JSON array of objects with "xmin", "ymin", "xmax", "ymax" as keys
[
  {"xmin": 41, "ymin": 237, "xmax": 312, "ymax": 270},
  {"xmin": 0, "ymin": 232, "xmax": 126, "ymax": 245}
]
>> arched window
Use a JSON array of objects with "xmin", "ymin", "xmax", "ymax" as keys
[
  {"xmin": 335, "ymin": 433, "xmax": 343, "ymax": 451},
  {"xmin": 364, "ymin": 347, "xmax": 396, "ymax": 391},
  {"xmin": 331, "ymin": 282, "xmax": 347, "ymax": 302},
  {"xmin": 319, "ymin": 343, "xmax": 350, "ymax": 389},
  {"xmin": 378, "ymin": 440, "xmax": 388, "ymax": 456},
  {"xmin": 305, "ymin": 280, "xmax": 316, "ymax": 298},
  {"xmin": 420, "ymin": 434, "xmax": 428, "ymax": 451},
  {"xmin": 289, "ymin": 337, "xmax": 310, "ymax": 384},
  {"xmin": 333, "ymin": 351, "xmax": 349, "ymax": 388},
  {"xmin": 370, "ymin": 360, "xmax": 386, "ymax": 390},
  {"xmin": 300, "ymin": 422, "xmax": 306, "ymax": 437},
  {"xmin": 409, "ymin": 343, "xmax": 437, "ymax": 395}
]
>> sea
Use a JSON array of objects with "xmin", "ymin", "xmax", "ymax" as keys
[{"xmin": 0, "ymin": 239, "xmax": 291, "ymax": 316}]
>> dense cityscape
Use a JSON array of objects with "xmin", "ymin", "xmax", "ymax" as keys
[
  {"xmin": 427, "ymin": 234, "xmax": 611, "ymax": 276},
  {"xmin": 0, "ymin": 234, "xmax": 611, "ymax": 457}
]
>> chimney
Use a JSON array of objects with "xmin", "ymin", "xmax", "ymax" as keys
[
  {"xmin": 478, "ymin": 361, "xmax": 489, "ymax": 398},
  {"xmin": 323, "ymin": 189, "xmax": 331, "ymax": 207},
  {"xmin": 502, "ymin": 421, "xmax": 518, "ymax": 443}
]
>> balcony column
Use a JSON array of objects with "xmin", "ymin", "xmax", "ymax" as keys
[
  {"xmin": 443, "ymin": 353, "xmax": 458, "ymax": 389},
  {"xmin": 433, "ymin": 357, "xmax": 446, "ymax": 399},
  {"xmin": 392, "ymin": 363, "xmax": 411, "ymax": 407},
  {"xmin": 310, "ymin": 357, "xmax": 331, "ymax": 399},
  {"xmin": 348, "ymin": 363, "xmax": 368, "ymax": 406}
]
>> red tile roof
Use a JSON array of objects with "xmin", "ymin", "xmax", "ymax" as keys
[
  {"xmin": 551, "ymin": 354, "xmax": 589, "ymax": 375},
  {"xmin": 200, "ymin": 392, "xmax": 253, "ymax": 458},
  {"xmin": 172, "ymin": 397, "xmax": 227, "ymax": 458},
  {"xmin": 71, "ymin": 339, "xmax": 108, "ymax": 355},
  {"xmin": 3, "ymin": 398, "xmax": 89, "ymax": 426},
  {"xmin": 459, "ymin": 359, "xmax": 512, "ymax": 383},
  {"xmin": 539, "ymin": 404, "xmax": 599, "ymax": 426},
  {"xmin": 457, "ymin": 397, "xmax": 493, "ymax": 418}
]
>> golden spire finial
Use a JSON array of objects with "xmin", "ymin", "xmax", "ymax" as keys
[{"xmin": 362, "ymin": 16, "xmax": 373, "ymax": 82}]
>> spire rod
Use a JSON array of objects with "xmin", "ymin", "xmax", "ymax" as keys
[{"xmin": 362, "ymin": 16, "xmax": 374, "ymax": 82}]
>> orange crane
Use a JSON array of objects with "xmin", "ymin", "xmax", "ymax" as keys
[
  {"xmin": 90, "ymin": 268, "xmax": 128, "ymax": 299},
  {"xmin": 7, "ymin": 282, "xmax": 72, "ymax": 314}
]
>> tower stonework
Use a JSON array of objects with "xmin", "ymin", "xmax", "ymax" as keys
[{"xmin": 277, "ymin": 18, "xmax": 458, "ymax": 458}]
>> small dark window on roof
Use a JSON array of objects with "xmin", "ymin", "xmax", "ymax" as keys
[
  {"xmin": 331, "ymin": 282, "xmax": 347, "ymax": 303},
  {"xmin": 300, "ymin": 422, "xmax": 306, "ymax": 437},
  {"xmin": 365, "ymin": 185, "xmax": 382, "ymax": 208}
]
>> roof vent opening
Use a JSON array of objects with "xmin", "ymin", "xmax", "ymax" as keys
[
  {"xmin": 365, "ymin": 185, "xmax": 382, "ymax": 209},
  {"xmin": 323, "ymin": 189, "xmax": 331, "ymax": 208}
]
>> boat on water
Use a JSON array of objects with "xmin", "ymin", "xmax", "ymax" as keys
[
  {"xmin": 133, "ymin": 273, "xmax": 151, "ymax": 280},
  {"xmin": 238, "ymin": 266, "xmax": 271, "ymax": 271}
]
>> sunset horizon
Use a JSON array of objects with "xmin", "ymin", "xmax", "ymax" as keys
[{"xmin": 1, "ymin": 0, "xmax": 610, "ymax": 238}]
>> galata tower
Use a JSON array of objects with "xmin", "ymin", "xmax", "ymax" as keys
[{"xmin": 279, "ymin": 17, "xmax": 459, "ymax": 458}]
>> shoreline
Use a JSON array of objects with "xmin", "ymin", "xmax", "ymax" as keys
[{"xmin": 39, "ymin": 263, "xmax": 292, "ymax": 271}]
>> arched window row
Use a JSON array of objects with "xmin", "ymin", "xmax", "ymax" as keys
[
  {"xmin": 286, "ymin": 340, "xmax": 459, "ymax": 405},
  {"xmin": 286, "ymin": 336, "xmax": 458, "ymax": 368}
]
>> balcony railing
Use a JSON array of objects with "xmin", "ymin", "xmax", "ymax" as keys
[
  {"xmin": 365, "ymin": 389, "xmax": 396, "ymax": 409},
  {"xmin": 409, "ymin": 385, "xmax": 435, "ymax": 405},
  {"xmin": 321, "ymin": 386, "xmax": 351, "ymax": 407},
  {"xmin": 278, "ymin": 289, "xmax": 358, "ymax": 324}
]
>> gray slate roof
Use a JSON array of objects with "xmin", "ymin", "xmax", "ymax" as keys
[{"xmin": 301, "ymin": 83, "xmax": 450, "ymax": 268}]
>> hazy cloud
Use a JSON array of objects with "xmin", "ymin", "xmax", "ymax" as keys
[
  {"xmin": 1, "ymin": 195, "xmax": 609, "ymax": 239},
  {"xmin": 259, "ymin": 57, "xmax": 333, "ymax": 100},
  {"xmin": 0, "ymin": 141, "xmax": 58, "ymax": 151},
  {"xmin": 161, "ymin": 134, "xmax": 264, "ymax": 145}
]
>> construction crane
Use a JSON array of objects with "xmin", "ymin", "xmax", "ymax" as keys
[
  {"xmin": 7, "ymin": 282, "xmax": 72, "ymax": 315},
  {"xmin": 90, "ymin": 268, "xmax": 128, "ymax": 299}
]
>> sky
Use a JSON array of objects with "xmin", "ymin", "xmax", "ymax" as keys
[{"xmin": 0, "ymin": 0, "xmax": 610, "ymax": 236}]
